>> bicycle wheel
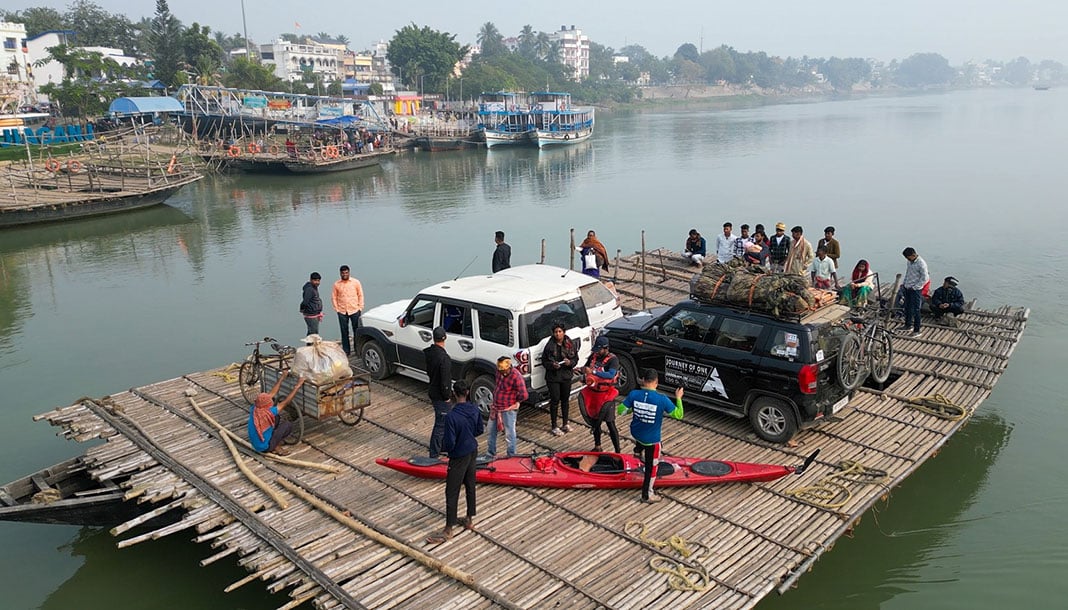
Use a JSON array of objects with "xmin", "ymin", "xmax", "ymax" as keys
[
  {"xmin": 238, "ymin": 360, "xmax": 263, "ymax": 404},
  {"xmin": 837, "ymin": 333, "xmax": 867, "ymax": 392},
  {"xmin": 281, "ymin": 403, "xmax": 304, "ymax": 444},
  {"xmin": 869, "ymin": 329, "xmax": 895, "ymax": 384}
]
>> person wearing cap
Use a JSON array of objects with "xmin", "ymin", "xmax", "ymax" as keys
[
  {"xmin": 818, "ymin": 226, "xmax": 841, "ymax": 269},
  {"xmin": 930, "ymin": 277, "xmax": 965, "ymax": 321},
  {"xmin": 247, "ymin": 370, "xmax": 306, "ymax": 457},
  {"xmin": 485, "ymin": 356, "xmax": 527, "ymax": 459},
  {"xmin": 300, "ymin": 272, "xmax": 323, "ymax": 336},
  {"xmin": 616, "ymin": 368, "xmax": 684, "ymax": 503},
  {"xmin": 581, "ymin": 335, "xmax": 622, "ymax": 453},
  {"xmin": 682, "ymin": 229, "xmax": 706, "ymax": 266},
  {"xmin": 900, "ymin": 247, "xmax": 930, "ymax": 337},
  {"xmin": 541, "ymin": 323, "xmax": 579, "ymax": 436},
  {"xmin": 714, "ymin": 222, "xmax": 738, "ymax": 264},
  {"xmin": 492, "ymin": 231, "xmax": 511, "ymax": 273},
  {"xmin": 785, "ymin": 226, "xmax": 814, "ymax": 275},
  {"xmin": 424, "ymin": 326, "xmax": 453, "ymax": 458},
  {"xmin": 425, "ymin": 380, "xmax": 484, "ymax": 544},
  {"xmin": 332, "ymin": 265, "xmax": 364, "ymax": 356},
  {"xmin": 768, "ymin": 222, "xmax": 791, "ymax": 273}
]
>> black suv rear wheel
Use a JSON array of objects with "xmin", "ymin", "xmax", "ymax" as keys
[
  {"xmin": 748, "ymin": 397, "xmax": 798, "ymax": 443},
  {"xmin": 616, "ymin": 355, "xmax": 638, "ymax": 393}
]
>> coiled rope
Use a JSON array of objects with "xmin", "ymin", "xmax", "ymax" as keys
[
  {"xmin": 904, "ymin": 393, "xmax": 966, "ymax": 421},
  {"xmin": 624, "ymin": 521, "xmax": 712, "ymax": 592},
  {"xmin": 784, "ymin": 460, "xmax": 889, "ymax": 509}
]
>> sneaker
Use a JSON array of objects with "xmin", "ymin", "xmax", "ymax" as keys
[
  {"xmin": 562, "ymin": 423, "xmax": 572, "ymax": 433},
  {"xmin": 641, "ymin": 494, "xmax": 663, "ymax": 504},
  {"xmin": 909, "ymin": 330, "xmax": 922, "ymax": 338},
  {"xmin": 551, "ymin": 427, "xmax": 564, "ymax": 436}
]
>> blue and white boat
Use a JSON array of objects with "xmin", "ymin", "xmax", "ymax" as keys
[
  {"xmin": 477, "ymin": 92, "xmax": 533, "ymax": 148},
  {"xmin": 529, "ymin": 92, "xmax": 594, "ymax": 148}
]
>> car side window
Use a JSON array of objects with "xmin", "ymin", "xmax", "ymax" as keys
[
  {"xmin": 440, "ymin": 304, "xmax": 473, "ymax": 337},
  {"xmin": 478, "ymin": 310, "xmax": 512, "ymax": 346},
  {"xmin": 660, "ymin": 308, "xmax": 716, "ymax": 344},
  {"xmin": 714, "ymin": 318, "xmax": 764, "ymax": 352},
  {"xmin": 769, "ymin": 329, "xmax": 806, "ymax": 361},
  {"xmin": 521, "ymin": 298, "xmax": 590, "ymax": 347},
  {"xmin": 406, "ymin": 298, "xmax": 436, "ymax": 328}
]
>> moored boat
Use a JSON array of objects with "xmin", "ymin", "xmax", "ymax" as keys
[
  {"xmin": 377, "ymin": 450, "xmax": 818, "ymax": 489},
  {"xmin": 529, "ymin": 91, "xmax": 594, "ymax": 148},
  {"xmin": 477, "ymin": 92, "xmax": 534, "ymax": 148}
]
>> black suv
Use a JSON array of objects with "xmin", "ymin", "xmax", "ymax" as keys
[{"xmin": 602, "ymin": 300, "xmax": 853, "ymax": 443}]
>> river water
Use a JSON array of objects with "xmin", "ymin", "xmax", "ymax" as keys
[{"xmin": 1, "ymin": 88, "xmax": 1065, "ymax": 609}]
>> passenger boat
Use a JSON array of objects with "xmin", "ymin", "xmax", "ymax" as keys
[
  {"xmin": 376, "ymin": 450, "xmax": 817, "ymax": 489},
  {"xmin": 477, "ymin": 92, "xmax": 533, "ymax": 148},
  {"xmin": 0, "ymin": 457, "xmax": 149, "ymax": 526},
  {"xmin": 529, "ymin": 91, "xmax": 594, "ymax": 148}
]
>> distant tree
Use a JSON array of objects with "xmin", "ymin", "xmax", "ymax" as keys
[
  {"xmin": 587, "ymin": 42, "xmax": 616, "ymax": 81},
  {"xmin": 1, "ymin": 7, "xmax": 64, "ymax": 37},
  {"xmin": 896, "ymin": 52, "xmax": 954, "ymax": 87},
  {"xmin": 387, "ymin": 23, "xmax": 468, "ymax": 93},
  {"xmin": 368, "ymin": 82, "xmax": 384, "ymax": 96},
  {"xmin": 181, "ymin": 23, "xmax": 223, "ymax": 85},
  {"xmin": 335, "ymin": 34, "xmax": 350, "ymax": 46},
  {"xmin": 326, "ymin": 79, "xmax": 343, "ymax": 96},
  {"xmin": 149, "ymin": 0, "xmax": 184, "ymax": 88},
  {"xmin": 222, "ymin": 57, "xmax": 285, "ymax": 90},
  {"xmin": 517, "ymin": 25, "xmax": 537, "ymax": 59},
  {"xmin": 1000, "ymin": 57, "xmax": 1032, "ymax": 85},
  {"xmin": 36, "ymin": 45, "xmax": 140, "ymax": 116},
  {"xmin": 64, "ymin": 0, "xmax": 136, "ymax": 49},
  {"xmin": 534, "ymin": 32, "xmax": 552, "ymax": 61},
  {"xmin": 701, "ymin": 45, "xmax": 736, "ymax": 83},
  {"xmin": 477, "ymin": 22, "xmax": 506, "ymax": 57},
  {"xmin": 671, "ymin": 58, "xmax": 703, "ymax": 83},
  {"xmin": 280, "ymin": 33, "xmax": 299, "ymax": 43},
  {"xmin": 1036, "ymin": 59, "xmax": 1064, "ymax": 83},
  {"xmin": 674, "ymin": 43, "xmax": 700, "ymax": 63},
  {"xmin": 821, "ymin": 57, "xmax": 871, "ymax": 90}
]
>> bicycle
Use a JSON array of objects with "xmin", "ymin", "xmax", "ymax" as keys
[
  {"xmin": 836, "ymin": 311, "xmax": 895, "ymax": 392},
  {"xmin": 238, "ymin": 337, "xmax": 296, "ymax": 404}
]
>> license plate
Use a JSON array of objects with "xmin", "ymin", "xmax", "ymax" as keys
[{"xmin": 832, "ymin": 395, "xmax": 849, "ymax": 415}]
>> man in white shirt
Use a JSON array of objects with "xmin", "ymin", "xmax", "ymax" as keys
[{"xmin": 715, "ymin": 222, "xmax": 737, "ymax": 264}]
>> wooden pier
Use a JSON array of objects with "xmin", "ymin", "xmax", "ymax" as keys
[{"xmin": 35, "ymin": 249, "xmax": 1028, "ymax": 609}]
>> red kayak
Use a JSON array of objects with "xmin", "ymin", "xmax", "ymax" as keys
[{"xmin": 375, "ymin": 450, "xmax": 818, "ymax": 490}]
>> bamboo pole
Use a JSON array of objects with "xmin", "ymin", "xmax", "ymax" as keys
[
  {"xmin": 540, "ymin": 238, "xmax": 546, "ymax": 264},
  {"xmin": 569, "ymin": 228, "xmax": 575, "ymax": 270},
  {"xmin": 218, "ymin": 428, "xmax": 288, "ymax": 510},
  {"xmin": 641, "ymin": 230, "xmax": 647, "ymax": 310}
]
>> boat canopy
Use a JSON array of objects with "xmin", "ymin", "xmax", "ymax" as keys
[{"xmin": 108, "ymin": 96, "xmax": 183, "ymax": 115}]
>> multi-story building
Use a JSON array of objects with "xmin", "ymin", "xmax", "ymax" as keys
[
  {"xmin": 2, "ymin": 21, "xmax": 31, "ymax": 84},
  {"xmin": 369, "ymin": 40, "xmax": 395, "ymax": 93},
  {"xmin": 549, "ymin": 25, "xmax": 589, "ymax": 81},
  {"xmin": 259, "ymin": 39, "xmax": 340, "ymax": 83}
]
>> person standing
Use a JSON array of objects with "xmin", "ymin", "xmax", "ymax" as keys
[
  {"xmin": 901, "ymin": 247, "xmax": 929, "ymax": 337},
  {"xmin": 581, "ymin": 336, "xmax": 621, "ymax": 453},
  {"xmin": 492, "ymin": 231, "xmax": 511, "ymax": 273},
  {"xmin": 768, "ymin": 222, "xmax": 792, "ymax": 272},
  {"xmin": 578, "ymin": 230, "xmax": 610, "ymax": 274},
  {"xmin": 541, "ymin": 323, "xmax": 578, "ymax": 436},
  {"xmin": 424, "ymin": 326, "xmax": 453, "ymax": 458},
  {"xmin": 744, "ymin": 230, "xmax": 770, "ymax": 267},
  {"xmin": 818, "ymin": 226, "xmax": 841, "ymax": 270},
  {"xmin": 425, "ymin": 380, "xmax": 484, "ymax": 544},
  {"xmin": 485, "ymin": 356, "xmax": 527, "ymax": 459},
  {"xmin": 299, "ymin": 272, "xmax": 323, "ymax": 336},
  {"xmin": 785, "ymin": 226, "xmax": 814, "ymax": 275},
  {"xmin": 332, "ymin": 265, "xmax": 364, "ymax": 356},
  {"xmin": 714, "ymin": 222, "xmax": 737, "ymax": 263},
  {"xmin": 617, "ymin": 369, "xmax": 684, "ymax": 503},
  {"xmin": 733, "ymin": 224, "xmax": 753, "ymax": 259},
  {"xmin": 247, "ymin": 370, "xmax": 306, "ymax": 457},
  {"xmin": 682, "ymin": 229, "xmax": 706, "ymax": 266},
  {"xmin": 809, "ymin": 246, "xmax": 839, "ymax": 289}
]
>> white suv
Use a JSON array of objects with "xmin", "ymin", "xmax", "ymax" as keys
[{"xmin": 355, "ymin": 265, "xmax": 622, "ymax": 412}]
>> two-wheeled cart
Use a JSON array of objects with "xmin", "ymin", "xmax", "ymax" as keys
[{"xmin": 260, "ymin": 362, "xmax": 371, "ymax": 444}]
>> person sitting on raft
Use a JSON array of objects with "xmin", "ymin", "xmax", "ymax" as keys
[
  {"xmin": 841, "ymin": 260, "xmax": 875, "ymax": 308},
  {"xmin": 248, "ymin": 370, "xmax": 306, "ymax": 457}
]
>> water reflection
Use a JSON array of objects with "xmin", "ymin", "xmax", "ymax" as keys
[{"xmin": 760, "ymin": 412, "xmax": 1012, "ymax": 609}]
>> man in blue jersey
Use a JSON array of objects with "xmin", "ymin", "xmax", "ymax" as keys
[{"xmin": 618, "ymin": 368, "xmax": 684, "ymax": 503}]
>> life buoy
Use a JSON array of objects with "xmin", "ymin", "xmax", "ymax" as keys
[
  {"xmin": 269, "ymin": 145, "xmax": 280, "ymax": 155},
  {"xmin": 166, "ymin": 155, "xmax": 178, "ymax": 174},
  {"xmin": 67, "ymin": 160, "xmax": 82, "ymax": 172},
  {"xmin": 247, "ymin": 143, "xmax": 261, "ymax": 154},
  {"xmin": 564, "ymin": 134, "xmax": 570, "ymax": 140},
  {"xmin": 326, "ymin": 145, "xmax": 339, "ymax": 158},
  {"xmin": 228, "ymin": 146, "xmax": 241, "ymax": 157},
  {"xmin": 45, "ymin": 159, "xmax": 61, "ymax": 172}
]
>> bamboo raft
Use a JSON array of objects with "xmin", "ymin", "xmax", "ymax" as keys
[{"xmin": 33, "ymin": 248, "xmax": 1028, "ymax": 609}]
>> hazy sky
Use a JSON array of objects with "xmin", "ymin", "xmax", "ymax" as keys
[{"xmin": 5, "ymin": 0, "xmax": 1066, "ymax": 63}]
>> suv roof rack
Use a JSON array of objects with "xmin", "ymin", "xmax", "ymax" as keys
[{"xmin": 688, "ymin": 294, "xmax": 843, "ymax": 323}]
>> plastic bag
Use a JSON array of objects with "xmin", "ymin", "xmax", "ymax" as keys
[{"xmin": 291, "ymin": 336, "xmax": 351, "ymax": 385}]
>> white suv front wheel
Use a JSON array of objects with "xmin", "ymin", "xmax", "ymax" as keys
[{"xmin": 361, "ymin": 340, "xmax": 393, "ymax": 380}]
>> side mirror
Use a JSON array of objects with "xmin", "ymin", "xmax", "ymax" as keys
[{"xmin": 398, "ymin": 314, "xmax": 407, "ymax": 328}]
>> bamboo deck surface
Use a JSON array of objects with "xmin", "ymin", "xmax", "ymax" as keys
[{"xmin": 35, "ymin": 249, "xmax": 1029, "ymax": 609}]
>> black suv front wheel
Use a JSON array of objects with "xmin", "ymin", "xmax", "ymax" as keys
[{"xmin": 748, "ymin": 397, "xmax": 798, "ymax": 443}]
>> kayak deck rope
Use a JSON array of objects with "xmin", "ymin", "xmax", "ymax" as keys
[
  {"xmin": 624, "ymin": 521, "xmax": 712, "ymax": 592},
  {"xmin": 904, "ymin": 393, "xmax": 966, "ymax": 421},
  {"xmin": 785, "ymin": 460, "xmax": 889, "ymax": 510}
]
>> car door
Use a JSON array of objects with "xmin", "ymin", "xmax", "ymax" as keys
[
  {"xmin": 633, "ymin": 306, "xmax": 717, "ymax": 392},
  {"xmin": 699, "ymin": 316, "xmax": 769, "ymax": 412},
  {"xmin": 395, "ymin": 296, "xmax": 439, "ymax": 371}
]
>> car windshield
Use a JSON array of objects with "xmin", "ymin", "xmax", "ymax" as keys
[{"xmin": 519, "ymin": 297, "xmax": 589, "ymax": 347}]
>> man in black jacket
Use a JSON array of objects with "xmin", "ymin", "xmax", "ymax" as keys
[
  {"xmin": 299, "ymin": 272, "xmax": 323, "ymax": 336},
  {"xmin": 492, "ymin": 231, "xmax": 511, "ymax": 273},
  {"xmin": 424, "ymin": 326, "xmax": 453, "ymax": 457},
  {"xmin": 931, "ymin": 277, "xmax": 965, "ymax": 323}
]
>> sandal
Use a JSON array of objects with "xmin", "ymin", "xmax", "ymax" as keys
[
  {"xmin": 458, "ymin": 517, "xmax": 476, "ymax": 531},
  {"xmin": 425, "ymin": 528, "xmax": 453, "ymax": 544}
]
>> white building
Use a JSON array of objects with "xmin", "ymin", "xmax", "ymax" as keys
[
  {"xmin": 549, "ymin": 25, "xmax": 589, "ymax": 81},
  {"xmin": 259, "ymin": 39, "xmax": 340, "ymax": 83},
  {"xmin": 2, "ymin": 21, "xmax": 31, "ymax": 84}
]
